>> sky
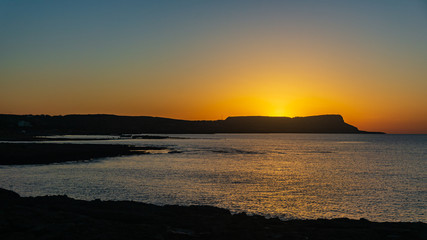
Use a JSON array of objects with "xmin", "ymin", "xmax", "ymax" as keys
[{"xmin": 1, "ymin": 0, "xmax": 426, "ymax": 133}]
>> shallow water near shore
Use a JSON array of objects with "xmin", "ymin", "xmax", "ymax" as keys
[{"xmin": 0, "ymin": 134, "xmax": 426, "ymax": 222}]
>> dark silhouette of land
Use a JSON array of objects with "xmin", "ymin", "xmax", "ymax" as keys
[
  {"xmin": 0, "ymin": 113, "xmax": 382, "ymax": 165},
  {"xmin": 0, "ymin": 114, "xmax": 383, "ymax": 136},
  {"xmin": 0, "ymin": 143, "xmax": 167, "ymax": 165},
  {"xmin": 0, "ymin": 188, "xmax": 424, "ymax": 240}
]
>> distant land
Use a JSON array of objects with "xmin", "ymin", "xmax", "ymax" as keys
[{"xmin": 0, "ymin": 114, "xmax": 384, "ymax": 135}]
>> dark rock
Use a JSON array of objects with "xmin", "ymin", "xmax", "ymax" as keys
[
  {"xmin": 0, "ymin": 188, "xmax": 424, "ymax": 240},
  {"xmin": 0, "ymin": 188, "xmax": 20, "ymax": 207},
  {"xmin": 0, "ymin": 143, "xmax": 164, "ymax": 165},
  {"xmin": 0, "ymin": 188, "xmax": 20, "ymax": 200}
]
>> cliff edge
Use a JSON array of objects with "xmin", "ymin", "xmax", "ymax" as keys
[{"xmin": 0, "ymin": 114, "xmax": 382, "ymax": 135}]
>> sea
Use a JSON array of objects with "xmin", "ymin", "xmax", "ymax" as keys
[{"xmin": 0, "ymin": 134, "xmax": 425, "ymax": 222}]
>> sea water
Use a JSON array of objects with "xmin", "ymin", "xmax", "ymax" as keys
[{"xmin": 0, "ymin": 134, "xmax": 425, "ymax": 222}]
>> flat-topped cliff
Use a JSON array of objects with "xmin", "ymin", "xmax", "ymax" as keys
[
  {"xmin": 0, "ymin": 114, "xmax": 382, "ymax": 135},
  {"xmin": 221, "ymin": 115, "xmax": 359, "ymax": 133}
]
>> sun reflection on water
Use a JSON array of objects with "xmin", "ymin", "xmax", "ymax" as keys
[{"xmin": 0, "ymin": 134, "xmax": 425, "ymax": 222}]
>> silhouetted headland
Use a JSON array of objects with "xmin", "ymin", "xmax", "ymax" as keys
[
  {"xmin": 0, "ymin": 114, "xmax": 384, "ymax": 136},
  {"xmin": 0, "ymin": 188, "xmax": 424, "ymax": 240}
]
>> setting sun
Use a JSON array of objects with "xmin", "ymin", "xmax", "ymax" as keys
[
  {"xmin": 1, "ymin": 1, "xmax": 426, "ymax": 236},
  {"xmin": 1, "ymin": 1, "xmax": 426, "ymax": 133}
]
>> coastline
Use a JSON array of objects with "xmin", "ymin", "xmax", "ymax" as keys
[
  {"xmin": 0, "ymin": 114, "xmax": 383, "ymax": 135},
  {"xmin": 0, "ymin": 143, "xmax": 167, "ymax": 165},
  {"xmin": 0, "ymin": 188, "xmax": 425, "ymax": 240}
]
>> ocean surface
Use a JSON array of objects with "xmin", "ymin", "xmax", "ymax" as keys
[{"xmin": 1, "ymin": 134, "xmax": 426, "ymax": 222}]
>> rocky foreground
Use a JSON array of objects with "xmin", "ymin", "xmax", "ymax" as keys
[{"xmin": 0, "ymin": 189, "xmax": 425, "ymax": 240}]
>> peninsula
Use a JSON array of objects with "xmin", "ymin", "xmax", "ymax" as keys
[{"xmin": 0, "ymin": 114, "xmax": 382, "ymax": 135}]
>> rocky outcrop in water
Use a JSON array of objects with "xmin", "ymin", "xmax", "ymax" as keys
[{"xmin": 0, "ymin": 143, "xmax": 166, "ymax": 165}]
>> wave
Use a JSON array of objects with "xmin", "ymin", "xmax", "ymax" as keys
[{"xmin": 197, "ymin": 147, "xmax": 264, "ymax": 155}]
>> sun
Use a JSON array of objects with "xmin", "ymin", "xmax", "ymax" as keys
[
  {"xmin": 269, "ymin": 108, "xmax": 287, "ymax": 117},
  {"xmin": 263, "ymin": 99, "xmax": 294, "ymax": 117}
]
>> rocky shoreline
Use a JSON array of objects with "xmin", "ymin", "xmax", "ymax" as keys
[
  {"xmin": 0, "ymin": 143, "xmax": 167, "ymax": 165},
  {"xmin": 0, "ymin": 188, "xmax": 425, "ymax": 240}
]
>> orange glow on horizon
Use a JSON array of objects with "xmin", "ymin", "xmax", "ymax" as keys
[{"xmin": 1, "ymin": 1, "xmax": 426, "ymax": 134}]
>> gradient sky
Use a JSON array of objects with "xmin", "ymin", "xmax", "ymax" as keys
[{"xmin": 1, "ymin": 0, "xmax": 426, "ymax": 133}]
